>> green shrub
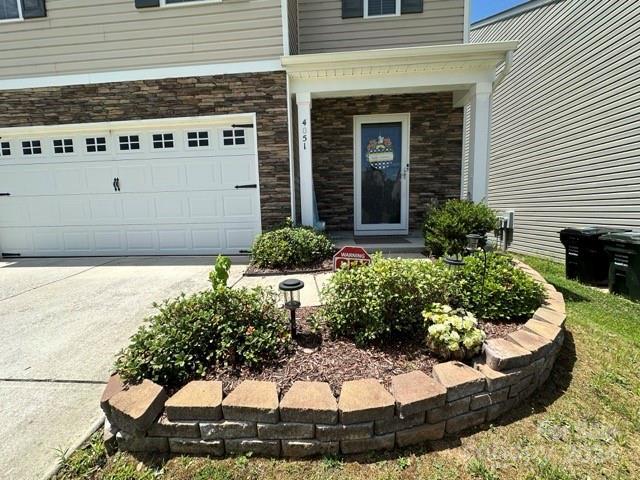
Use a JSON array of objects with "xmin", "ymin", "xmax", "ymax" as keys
[
  {"xmin": 455, "ymin": 253, "xmax": 546, "ymax": 321},
  {"xmin": 423, "ymin": 303, "xmax": 486, "ymax": 360},
  {"xmin": 250, "ymin": 220, "xmax": 334, "ymax": 269},
  {"xmin": 321, "ymin": 254, "xmax": 455, "ymax": 344},
  {"xmin": 423, "ymin": 199, "xmax": 498, "ymax": 257},
  {"xmin": 115, "ymin": 258, "xmax": 290, "ymax": 387}
]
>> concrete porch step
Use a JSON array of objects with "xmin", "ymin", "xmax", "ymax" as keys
[{"xmin": 328, "ymin": 231, "xmax": 426, "ymax": 255}]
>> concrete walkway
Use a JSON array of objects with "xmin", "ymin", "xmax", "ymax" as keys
[
  {"xmin": 233, "ymin": 272, "xmax": 331, "ymax": 306},
  {"xmin": 0, "ymin": 256, "xmax": 247, "ymax": 480}
]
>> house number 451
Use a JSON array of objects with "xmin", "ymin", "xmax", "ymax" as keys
[{"xmin": 301, "ymin": 118, "xmax": 309, "ymax": 150}]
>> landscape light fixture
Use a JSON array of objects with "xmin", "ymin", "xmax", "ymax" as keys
[{"xmin": 279, "ymin": 278, "xmax": 304, "ymax": 339}]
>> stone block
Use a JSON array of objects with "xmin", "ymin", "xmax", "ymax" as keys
[
  {"xmin": 109, "ymin": 380, "xmax": 168, "ymax": 434},
  {"xmin": 282, "ymin": 440, "xmax": 339, "ymax": 458},
  {"xmin": 475, "ymin": 363, "xmax": 522, "ymax": 391},
  {"xmin": 470, "ymin": 388, "xmax": 508, "ymax": 410},
  {"xmin": 100, "ymin": 374, "xmax": 125, "ymax": 419},
  {"xmin": 484, "ymin": 338, "xmax": 532, "ymax": 371},
  {"xmin": 222, "ymin": 380, "xmax": 279, "ymax": 423},
  {"xmin": 524, "ymin": 319, "xmax": 564, "ymax": 344},
  {"xmin": 390, "ymin": 371, "xmax": 446, "ymax": 418},
  {"xmin": 257, "ymin": 422, "xmax": 314, "ymax": 440},
  {"xmin": 427, "ymin": 396, "xmax": 471, "ymax": 423},
  {"xmin": 169, "ymin": 438, "xmax": 224, "ymax": 456},
  {"xmin": 116, "ymin": 431, "xmax": 168, "ymax": 453},
  {"xmin": 338, "ymin": 379, "xmax": 395, "ymax": 424},
  {"xmin": 340, "ymin": 433, "xmax": 395, "ymax": 454},
  {"xmin": 534, "ymin": 306, "xmax": 566, "ymax": 328},
  {"xmin": 165, "ymin": 380, "xmax": 222, "ymax": 421},
  {"xmin": 201, "ymin": 420, "xmax": 256, "ymax": 439},
  {"xmin": 147, "ymin": 414, "xmax": 199, "ymax": 438},
  {"xmin": 279, "ymin": 381, "xmax": 337, "ymax": 424},
  {"xmin": 508, "ymin": 330, "xmax": 553, "ymax": 360},
  {"xmin": 446, "ymin": 410, "xmax": 486, "ymax": 434},
  {"xmin": 225, "ymin": 439, "xmax": 281, "ymax": 457},
  {"xmin": 509, "ymin": 375, "xmax": 534, "ymax": 398},
  {"xmin": 396, "ymin": 421, "xmax": 446, "ymax": 447},
  {"xmin": 315, "ymin": 422, "xmax": 373, "ymax": 441},
  {"xmin": 432, "ymin": 361, "xmax": 486, "ymax": 401},
  {"xmin": 486, "ymin": 398, "xmax": 517, "ymax": 422},
  {"xmin": 375, "ymin": 412, "xmax": 425, "ymax": 435}
]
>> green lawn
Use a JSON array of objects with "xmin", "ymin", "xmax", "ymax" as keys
[{"xmin": 56, "ymin": 255, "xmax": 640, "ymax": 480}]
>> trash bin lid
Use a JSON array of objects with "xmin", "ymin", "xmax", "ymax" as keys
[
  {"xmin": 560, "ymin": 226, "xmax": 628, "ymax": 238},
  {"xmin": 600, "ymin": 231, "xmax": 640, "ymax": 245}
]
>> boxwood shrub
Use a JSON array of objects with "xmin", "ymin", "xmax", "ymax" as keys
[
  {"xmin": 423, "ymin": 199, "xmax": 498, "ymax": 257},
  {"xmin": 250, "ymin": 221, "xmax": 334, "ymax": 269},
  {"xmin": 321, "ymin": 254, "xmax": 456, "ymax": 345},
  {"xmin": 454, "ymin": 253, "xmax": 546, "ymax": 321},
  {"xmin": 115, "ymin": 258, "xmax": 290, "ymax": 387}
]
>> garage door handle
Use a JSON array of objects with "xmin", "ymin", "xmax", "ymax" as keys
[
  {"xmin": 0, "ymin": 192, "xmax": 10, "ymax": 196},
  {"xmin": 113, "ymin": 178, "xmax": 120, "ymax": 192},
  {"xmin": 235, "ymin": 184, "xmax": 257, "ymax": 189}
]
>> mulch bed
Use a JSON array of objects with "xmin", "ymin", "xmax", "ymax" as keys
[
  {"xmin": 209, "ymin": 307, "xmax": 524, "ymax": 396},
  {"xmin": 244, "ymin": 258, "xmax": 334, "ymax": 276}
]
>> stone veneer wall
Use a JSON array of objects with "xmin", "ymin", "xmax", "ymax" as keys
[
  {"xmin": 101, "ymin": 261, "xmax": 566, "ymax": 458},
  {"xmin": 311, "ymin": 93, "xmax": 464, "ymax": 231},
  {"xmin": 0, "ymin": 72, "xmax": 291, "ymax": 230}
]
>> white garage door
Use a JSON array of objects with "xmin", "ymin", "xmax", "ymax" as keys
[{"xmin": 0, "ymin": 116, "xmax": 262, "ymax": 256}]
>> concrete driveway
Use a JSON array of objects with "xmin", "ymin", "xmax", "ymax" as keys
[{"xmin": 0, "ymin": 256, "xmax": 247, "ymax": 480}]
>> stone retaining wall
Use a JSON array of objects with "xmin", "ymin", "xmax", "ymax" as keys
[{"xmin": 101, "ymin": 261, "xmax": 565, "ymax": 458}]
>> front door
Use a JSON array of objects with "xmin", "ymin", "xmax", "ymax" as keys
[{"xmin": 354, "ymin": 114, "xmax": 410, "ymax": 235}]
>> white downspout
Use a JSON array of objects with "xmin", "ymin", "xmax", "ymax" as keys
[{"xmin": 493, "ymin": 50, "xmax": 514, "ymax": 89}]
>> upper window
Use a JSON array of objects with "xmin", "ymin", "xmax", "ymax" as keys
[
  {"xmin": 0, "ymin": 141, "xmax": 10, "ymax": 156},
  {"xmin": 0, "ymin": 0, "xmax": 21, "ymax": 21},
  {"xmin": 365, "ymin": 0, "xmax": 400, "ymax": 17},
  {"xmin": 161, "ymin": 0, "xmax": 221, "ymax": 6},
  {"xmin": 119, "ymin": 135, "xmax": 140, "ymax": 151},
  {"xmin": 222, "ymin": 128, "xmax": 246, "ymax": 146},
  {"xmin": 152, "ymin": 133, "xmax": 174, "ymax": 149},
  {"xmin": 53, "ymin": 139, "xmax": 74, "ymax": 154}
]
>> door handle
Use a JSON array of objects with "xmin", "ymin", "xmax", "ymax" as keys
[
  {"xmin": 0, "ymin": 193, "xmax": 10, "ymax": 196},
  {"xmin": 116, "ymin": 177, "xmax": 121, "ymax": 191},
  {"xmin": 113, "ymin": 178, "xmax": 120, "ymax": 192},
  {"xmin": 112, "ymin": 178, "xmax": 117, "ymax": 192},
  {"xmin": 234, "ymin": 184, "xmax": 257, "ymax": 189}
]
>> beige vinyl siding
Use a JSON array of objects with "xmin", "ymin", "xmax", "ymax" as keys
[
  {"xmin": 470, "ymin": 0, "xmax": 640, "ymax": 261},
  {"xmin": 288, "ymin": 0, "xmax": 299, "ymax": 54},
  {"xmin": 0, "ymin": 0, "xmax": 284, "ymax": 80},
  {"xmin": 298, "ymin": 0, "xmax": 464, "ymax": 54}
]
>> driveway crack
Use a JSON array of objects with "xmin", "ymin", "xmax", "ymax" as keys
[{"xmin": 0, "ymin": 257, "xmax": 119, "ymax": 303}]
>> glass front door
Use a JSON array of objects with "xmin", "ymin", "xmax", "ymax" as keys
[{"xmin": 355, "ymin": 115, "xmax": 409, "ymax": 234}]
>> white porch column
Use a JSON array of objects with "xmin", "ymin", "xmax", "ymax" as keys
[
  {"xmin": 467, "ymin": 82, "xmax": 493, "ymax": 203},
  {"xmin": 296, "ymin": 92, "xmax": 314, "ymax": 226}
]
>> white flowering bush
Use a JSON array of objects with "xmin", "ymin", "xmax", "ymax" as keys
[{"xmin": 423, "ymin": 303, "xmax": 486, "ymax": 360}]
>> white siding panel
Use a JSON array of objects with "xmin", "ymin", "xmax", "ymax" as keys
[
  {"xmin": 0, "ymin": 0, "xmax": 284, "ymax": 80},
  {"xmin": 470, "ymin": 0, "xmax": 640, "ymax": 261}
]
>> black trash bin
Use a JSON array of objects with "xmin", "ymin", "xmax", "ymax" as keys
[
  {"xmin": 559, "ymin": 227, "xmax": 628, "ymax": 285},
  {"xmin": 600, "ymin": 231, "xmax": 640, "ymax": 301}
]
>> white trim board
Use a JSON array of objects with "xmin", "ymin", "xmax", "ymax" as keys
[
  {"xmin": 0, "ymin": 59, "xmax": 283, "ymax": 91},
  {"xmin": 0, "ymin": 113, "xmax": 256, "ymax": 138}
]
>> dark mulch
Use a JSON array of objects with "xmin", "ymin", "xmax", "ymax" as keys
[
  {"xmin": 244, "ymin": 258, "xmax": 334, "ymax": 276},
  {"xmin": 209, "ymin": 307, "xmax": 524, "ymax": 396}
]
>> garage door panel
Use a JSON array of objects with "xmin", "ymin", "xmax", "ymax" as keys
[
  {"xmin": 0, "ymin": 121, "xmax": 262, "ymax": 256},
  {"xmin": 220, "ymin": 155, "xmax": 256, "ymax": 186}
]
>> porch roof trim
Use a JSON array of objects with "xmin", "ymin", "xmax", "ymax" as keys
[{"xmin": 281, "ymin": 42, "xmax": 519, "ymax": 78}]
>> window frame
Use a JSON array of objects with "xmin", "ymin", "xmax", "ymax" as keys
[
  {"xmin": 0, "ymin": 0, "xmax": 23, "ymax": 23},
  {"xmin": 364, "ymin": 0, "xmax": 401, "ymax": 18},
  {"xmin": 159, "ymin": 0, "xmax": 222, "ymax": 8},
  {"xmin": 0, "ymin": 140, "xmax": 11, "ymax": 157},
  {"xmin": 221, "ymin": 128, "xmax": 247, "ymax": 148}
]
